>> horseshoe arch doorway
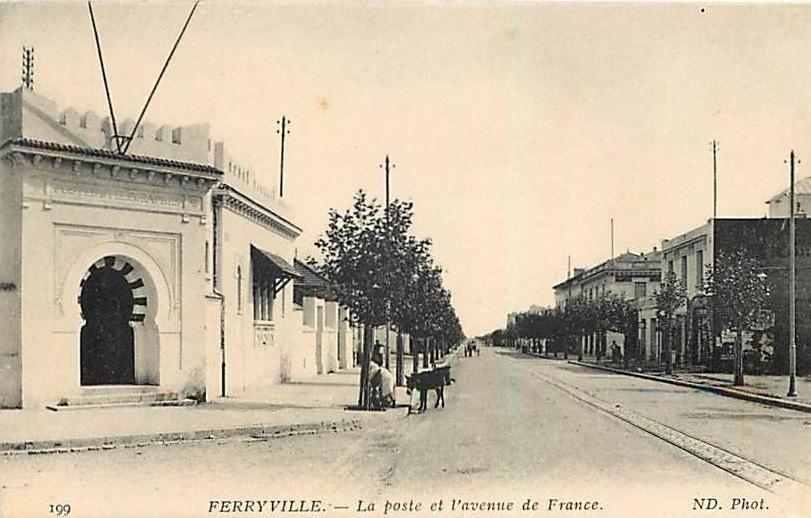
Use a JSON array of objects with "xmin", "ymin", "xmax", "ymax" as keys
[{"xmin": 79, "ymin": 256, "xmax": 151, "ymax": 385}]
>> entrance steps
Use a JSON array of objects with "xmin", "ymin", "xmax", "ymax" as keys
[{"xmin": 47, "ymin": 386, "xmax": 197, "ymax": 411}]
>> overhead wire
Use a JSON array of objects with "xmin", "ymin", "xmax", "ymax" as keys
[
  {"xmin": 88, "ymin": 2, "xmax": 122, "ymax": 153},
  {"xmin": 122, "ymin": 0, "xmax": 201, "ymax": 154}
]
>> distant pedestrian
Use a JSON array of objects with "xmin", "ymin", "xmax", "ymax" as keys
[
  {"xmin": 611, "ymin": 340, "xmax": 620, "ymax": 363},
  {"xmin": 373, "ymin": 340, "xmax": 384, "ymax": 366}
]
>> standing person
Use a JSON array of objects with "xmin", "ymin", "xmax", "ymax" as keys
[{"xmin": 373, "ymin": 340, "xmax": 384, "ymax": 366}]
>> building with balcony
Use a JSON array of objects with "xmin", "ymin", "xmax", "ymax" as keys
[{"xmin": 553, "ymin": 250, "xmax": 662, "ymax": 360}]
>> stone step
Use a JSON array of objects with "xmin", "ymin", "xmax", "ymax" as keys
[
  {"xmin": 79, "ymin": 385, "xmax": 162, "ymax": 397},
  {"xmin": 46, "ymin": 398, "xmax": 197, "ymax": 412},
  {"xmin": 49, "ymin": 388, "xmax": 184, "ymax": 409}
]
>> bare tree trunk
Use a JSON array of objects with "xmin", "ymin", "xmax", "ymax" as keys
[
  {"xmin": 412, "ymin": 337, "xmax": 419, "ymax": 374},
  {"xmin": 358, "ymin": 324, "xmax": 374, "ymax": 409},
  {"xmin": 665, "ymin": 319, "xmax": 673, "ymax": 375},
  {"xmin": 596, "ymin": 331, "xmax": 603, "ymax": 362},
  {"xmin": 623, "ymin": 330, "xmax": 632, "ymax": 370},
  {"xmin": 396, "ymin": 330, "xmax": 404, "ymax": 387},
  {"xmin": 734, "ymin": 326, "xmax": 744, "ymax": 386}
]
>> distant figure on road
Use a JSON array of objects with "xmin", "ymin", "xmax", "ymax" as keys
[
  {"xmin": 373, "ymin": 340, "xmax": 384, "ymax": 366},
  {"xmin": 611, "ymin": 340, "xmax": 621, "ymax": 363}
]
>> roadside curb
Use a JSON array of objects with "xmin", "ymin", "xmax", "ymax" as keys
[
  {"xmin": 1, "ymin": 418, "xmax": 364, "ymax": 456},
  {"xmin": 568, "ymin": 360, "xmax": 811, "ymax": 414},
  {"xmin": 527, "ymin": 351, "xmax": 568, "ymax": 361}
]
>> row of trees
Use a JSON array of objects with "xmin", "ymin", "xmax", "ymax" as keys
[
  {"xmin": 311, "ymin": 190, "xmax": 464, "ymax": 409},
  {"xmin": 487, "ymin": 249, "xmax": 770, "ymax": 386},
  {"xmin": 500, "ymin": 292, "xmax": 639, "ymax": 367}
]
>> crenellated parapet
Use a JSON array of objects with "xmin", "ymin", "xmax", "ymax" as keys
[
  {"xmin": 1, "ymin": 87, "xmax": 212, "ymax": 165},
  {"xmin": 213, "ymin": 141, "xmax": 292, "ymax": 220},
  {"xmin": 1, "ymin": 86, "xmax": 295, "ymax": 224}
]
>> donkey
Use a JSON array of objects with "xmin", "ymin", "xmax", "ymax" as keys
[{"xmin": 406, "ymin": 365, "xmax": 453, "ymax": 414}]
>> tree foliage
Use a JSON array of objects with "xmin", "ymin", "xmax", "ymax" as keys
[
  {"xmin": 705, "ymin": 248, "xmax": 769, "ymax": 385},
  {"xmin": 502, "ymin": 291, "xmax": 638, "ymax": 360},
  {"xmin": 653, "ymin": 270, "xmax": 687, "ymax": 374},
  {"xmin": 705, "ymin": 249, "xmax": 769, "ymax": 332},
  {"xmin": 312, "ymin": 189, "xmax": 463, "ymax": 345}
]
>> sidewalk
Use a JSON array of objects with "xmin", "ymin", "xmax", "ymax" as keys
[
  {"xmin": 680, "ymin": 372, "xmax": 811, "ymax": 403},
  {"xmin": 1, "ymin": 368, "xmax": 409, "ymax": 454},
  {"xmin": 569, "ymin": 359, "xmax": 811, "ymax": 413}
]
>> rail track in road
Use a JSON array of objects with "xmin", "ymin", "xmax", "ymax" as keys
[{"xmin": 502, "ymin": 354, "xmax": 809, "ymax": 499}]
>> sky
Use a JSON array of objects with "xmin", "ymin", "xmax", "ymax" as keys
[{"xmin": 3, "ymin": 2, "xmax": 811, "ymax": 337}]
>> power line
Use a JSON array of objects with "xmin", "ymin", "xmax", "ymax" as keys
[
  {"xmin": 122, "ymin": 0, "xmax": 201, "ymax": 154},
  {"xmin": 87, "ymin": 2, "xmax": 122, "ymax": 153}
]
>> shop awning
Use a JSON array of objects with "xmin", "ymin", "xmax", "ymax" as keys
[{"xmin": 251, "ymin": 246, "xmax": 300, "ymax": 295}]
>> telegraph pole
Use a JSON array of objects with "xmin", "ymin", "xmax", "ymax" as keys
[
  {"xmin": 277, "ymin": 116, "xmax": 290, "ymax": 197},
  {"xmin": 22, "ymin": 47, "xmax": 34, "ymax": 90},
  {"xmin": 787, "ymin": 151, "xmax": 798, "ymax": 397},
  {"xmin": 610, "ymin": 218, "xmax": 614, "ymax": 259},
  {"xmin": 712, "ymin": 140, "xmax": 718, "ymax": 219},
  {"xmin": 379, "ymin": 155, "xmax": 395, "ymax": 372}
]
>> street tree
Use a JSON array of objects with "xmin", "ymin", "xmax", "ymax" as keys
[
  {"xmin": 314, "ymin": 191, "xmax": 389, "ymax": 407},
  {"xmin": 560, "ymin": 295, "xmax": 595, "ymax": 360},
  {"xmin": 705, "ymin": 248, "xmax": 770, "ymax": 386},
  {"xmin": 601, "ymin": 293, "xmax": 638, "ymax": 368},
  {"xmin": 653, "ymin": 271, "xmax": 687, "ymax": 375}
]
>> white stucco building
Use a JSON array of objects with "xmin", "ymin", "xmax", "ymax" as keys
[{"xmin": 0, "ymin": 86, "xmax": 349, "ymax": 409}]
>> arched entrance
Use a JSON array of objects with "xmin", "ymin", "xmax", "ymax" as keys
[{"xmin": 79, "ymin": 256, "xmax": 149, "ymax": 385}]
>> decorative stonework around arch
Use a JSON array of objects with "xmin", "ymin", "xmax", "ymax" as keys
[
  {"xmin": 79, "ymin": 255, "xmax": 149, "ymax": 323},
  {"xmin": 58, "ymin": 239, "xmax": 175, "ymax": 332},
  {"xmin": 68, "ymin": 247, "xmax": 169, "ymax": 386}
]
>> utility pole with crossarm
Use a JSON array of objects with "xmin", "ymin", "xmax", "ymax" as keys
[{"xmin": 22, "ymin": 47, "xmax": 34, "ymax": 90}]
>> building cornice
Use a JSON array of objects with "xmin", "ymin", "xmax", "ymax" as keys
[
  {"xmin": 3, "ymin": 140, "xmax": 219, "ymax": 199},
  {"xmin": 662, "ymin": 234, "xmax": 707, "ymax": 255},
  {"xmin": 554, "ymin": 263, "xmax": 662, "ymax": 291},
  {"xmin": 1, "ymin": 138, "xmax": 222, "ymax": 179},
  {"xmin": 217, "ymin": 186, "xmax": 302, "ymax": 239}
]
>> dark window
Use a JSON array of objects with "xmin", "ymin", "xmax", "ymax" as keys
[
  {"xmin": 252, "ymin": 263, "xmax": 276, "ymax": 322},
  {"xmin": 236, "ymin": 265, "xmax": 242, "ymax": 314},
  {"xmin": 681, "ymin": 256, "xmax": 688, "ymax": 284},
  {"xmin": 696, "ymin": 250, "xmax": 704, "ymax": 288}
]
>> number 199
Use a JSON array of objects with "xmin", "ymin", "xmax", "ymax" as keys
[{"xmin": 49, "ymin": 504, "xmax": 71, "ymax": 516}]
